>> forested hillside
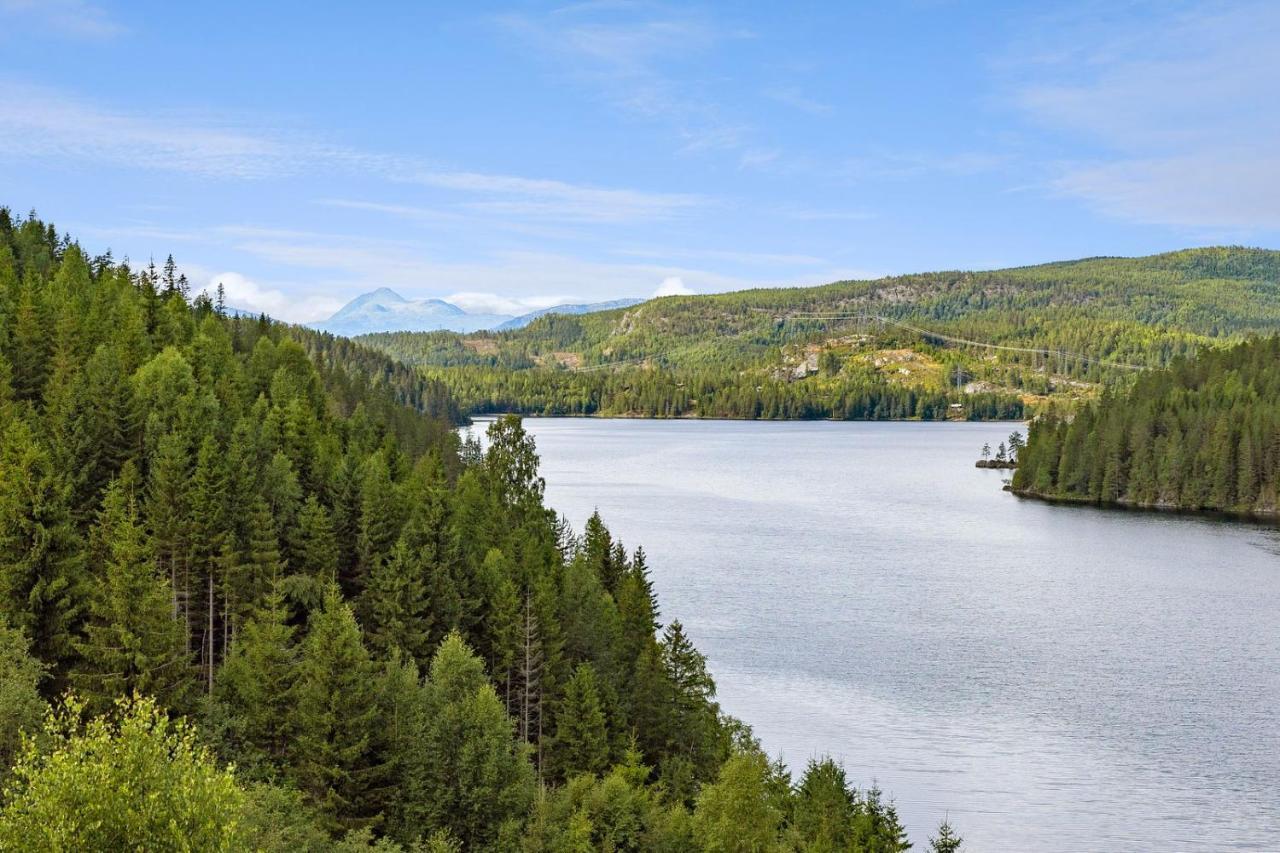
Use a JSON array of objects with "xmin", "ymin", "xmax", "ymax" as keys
[
  {"xmin": 1013, "ymin": 336, "xmax": 1280, "ymax": 516},
  {"xmin": 0, "ymin": 209, "xmax": 950, "ymax": 849},
  {"xmin": 363, "ymin": 248, "xmax": 1280, "ymax": 421}
]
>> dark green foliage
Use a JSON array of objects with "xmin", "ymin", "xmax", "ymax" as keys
[
  {"xmin": 930, "ymin": 819, "xmax": 963, "ymax": 853},
  {"xmin": 0, "ymin": 209, "xmax": 924, "ymax": 849},
  {"xmin": 1016, "ymin": 337, "xmax": 1280, "ymax": 515},
  {"xmin": 289, "ymin": 591, "xmax": 385, "ymax": 833},
  {"xmin": 547, "ymin": 663, "xmax": 611, "ymax": 781},
  {"xmin": 73, "ymin": 478, "xmax": 192, "ymax": 716}
]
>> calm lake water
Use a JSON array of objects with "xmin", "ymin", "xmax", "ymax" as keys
[{"xmin": 467, "ymin": 418, "xmax": 1280, "ymax": 851}]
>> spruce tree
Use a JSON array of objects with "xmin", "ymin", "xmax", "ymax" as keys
[
  {"xmin": 405, "ymin": 631, "xmax": 535, "ymax": 848},
  {"xmin": 213, "ymin": 586, "xmax": 297, "ymax": 772},
  {"xmin": 547, "ymin": 663, "xmax": 610, "ymax": 781},
  {"xmin": 73, "ymin": 479, "xmax": 192, "ymax": 716},
  {"xmin": 0, "ymin": 417, "xmax": 85, "ymax": 678},
  {"xmin": 358, "ymin": 539, "xmax": 431, "ymax": 663},
  {"xmin": 289, "ymin": 590, "xmax": 384, "ymax": 834}
]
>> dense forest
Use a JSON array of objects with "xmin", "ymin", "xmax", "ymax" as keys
[
  {"xmin": 1013, "ymin": 336, "xmax": 1280, "ymax": 516},
  {"xmin": 362, "ymin": 247, "xmax": 1280, "ymax": 421},
  {"xmin": 0, "ymin": 208, "xmax": 963, "ymax": 850}
]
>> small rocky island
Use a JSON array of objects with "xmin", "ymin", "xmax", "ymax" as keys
[{"xmin": 976, "ymin": 432, "xmax": 1022, "ymax": 469}]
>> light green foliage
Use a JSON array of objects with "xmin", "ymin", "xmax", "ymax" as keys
[
  {"xmin": 0, "ymin": 695, "xmax": 246, "ymax": 851},
  {"xmin": 363, "ymin": 248, "xmax": 1280, "ymax": 422},
  {"xmin": 0, "ymin": 619, "xmax": 46, "ymax": 776},
  {"xmin": 693, "ymin": 751, "xmax": 788, "ymax": 853}
]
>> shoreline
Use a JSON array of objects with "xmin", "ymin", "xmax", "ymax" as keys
[{"xmin": 1009, "ymin": 487, "xmax": 1280, "ymax": 525}]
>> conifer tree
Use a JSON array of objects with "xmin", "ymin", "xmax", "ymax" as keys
[
  {"xmin": 0, "ymin": 417, "xmax": 84, "ymax": 677},
  {"xmin": 289, "ymin": 590, "xmax": 384, "ymax": 834},
  {"xmin": 0, "ymin": 618, "xmax": 46, "ymax": 776},
  {"xmin": 793, "ymin": 758, "xmax": 860, "ymax": 852},
  {"xmin": 358, "ymin": 539, "xmax": 431, "ymax": 662},
  {"xmin": 293, "ymin": 495, "xmax": 340, "ymax": 582},
  {"xmin": 213, "ymin": 586, "xmax": 296, "ymax": 772},
  {"xmin": 404, "ymin": 631, "xmax": 535, "ymax": 849},
  {"xmin": 930, "ymin": 818, "xmax": 963, "ymax": 853},
  {"xmin": 73, "ymin": 479, "xmax": 192, "ymax": 716},
  {"xmin": 547, "ymin": 663, "xmax": 610, "ymax": 781}
]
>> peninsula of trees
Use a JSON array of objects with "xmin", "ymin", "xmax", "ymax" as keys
[
  {"xmin": 1013, "ymin": 336, "xmax": 1280, "ymax": 516},
  {"xmin": 361, "ymin": 247, "xmax": 1280, "ymax": 421},
  {"xmin": 0, "ymin": 208, "xmax": 958, "ymax": 850}
]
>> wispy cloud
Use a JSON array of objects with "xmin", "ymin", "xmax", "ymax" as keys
[
  {"xmin": 617, "ymin": 246, "xmax": 827, "ymax": 267},
  {"xmin": 0, "ymin": 81, "xmax": 703, "ymax": 224},
  {"xmin": 0, "ymin": 82, "xmax": 290, "ymax": 178},
  {"xmin": 1008, "ymin": 1, "xmax": 1280, "ymax": 230},
  {"xmin": 0, "ymin": 0, "xmax": 125, "ymax": 40},
  {"xmin": 494, "ymin": 5, "xmax": 757, "ymax": 157},
  {"xmin": 763, "ymin": 86, "xmax": 831, "ymax": 115}
]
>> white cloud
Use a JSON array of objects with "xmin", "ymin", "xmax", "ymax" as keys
[
  {"xmin": 444, "ymin": 292, "xmax": 570, "ymax": 316},
  {"xmin": 0, "ymin": 0, "xmax": 124, "ymax": 39},
  {"xmin": 1009, "ymin": 2, "xmax": 1280, "ymax": 230},
  {"xmin": 193, "ymin": 271, "xmax": 343, "ymax": 324},
  {"xmin": 653, "ymin": 276, "xmax": 695, "ymax": 297}
]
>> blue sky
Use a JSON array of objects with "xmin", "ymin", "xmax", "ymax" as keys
[{"xmin": 1, "ymin": 1, "xmax": 1277, "ymax": 322}]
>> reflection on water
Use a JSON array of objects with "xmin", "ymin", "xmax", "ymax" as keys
[{"xmin": 468, "ymin": 417, "xmax": 1280, "ymax": 852}]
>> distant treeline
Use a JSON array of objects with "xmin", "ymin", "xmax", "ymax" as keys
[
  {"xmin": 1014, "ymin": 336, "xmax": 1280, "ymax": 515},
  {"xmin": 424, "ymin": 363, "xmax": 1025, "ymax": 421},
  {"xmin": 363, "ymin": 246, "xmax": 1280, "ymax": 421}
]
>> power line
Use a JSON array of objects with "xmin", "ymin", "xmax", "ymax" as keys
[{"xmin": 769, "ymin": 310, "xmax": 1150, "ymax": 372}]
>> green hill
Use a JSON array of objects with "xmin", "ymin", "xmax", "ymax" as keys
[{"xmin": 360, "ymin": 247, "xmax": 1280, "ymax": 420}]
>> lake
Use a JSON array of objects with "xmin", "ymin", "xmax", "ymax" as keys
[{"xmin": 466, "ymin": 417, "xmax": 1280, "ymax": 851}]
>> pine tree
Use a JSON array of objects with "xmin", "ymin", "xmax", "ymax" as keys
[
  {"xmin": 73, "ymin": 479, "xmax": 192, "ymax": 716},
  {"xmin": 231, "ymin": 496, "xmax": 284, "ymax": 635},
  {"xmin": 356, "ymin": 451, "xmax": 402, "ymax": 591},
  {"xmin": 547, "ymin": 663, "xmax": 610, "ymax": 781},
  {"xmin": 0, "ymin": 618, "xmax": 46, "ymax": 776},
  {"xmin": 292, "ymin": 495, "xmax": 339, "ymax": 583},
  {"xmin": 289, "ymin": 590, "xmax": 384, "ymax": 834}
]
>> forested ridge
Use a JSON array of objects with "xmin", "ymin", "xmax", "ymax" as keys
[
  {"xmin": 362, "ymin": 247, "xmax": 1280, "ymax": 421},
  {"xmin": 0, "ymin": 210, "xmax": 961, "ymax": 849},
  {"xmin": 1013, "ymin": 336, "xmax": 1280, "ymax": 517}
]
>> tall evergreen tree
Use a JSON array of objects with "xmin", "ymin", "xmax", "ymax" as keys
[
  {"xmin": 73, "ymin": 479, "xmax": 192, "ymax": 715},
  {"xmin": 289, "ymin": 590, "xmax": 384, "ymax": 834},
  {"xmin": 547, "ymin": 663, "xmax": 610, "ymax": 781}
]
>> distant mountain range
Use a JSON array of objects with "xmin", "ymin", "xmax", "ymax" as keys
[{"xmin": 310, "ymin": 288, "xmax": 642, "ymax": 336}]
